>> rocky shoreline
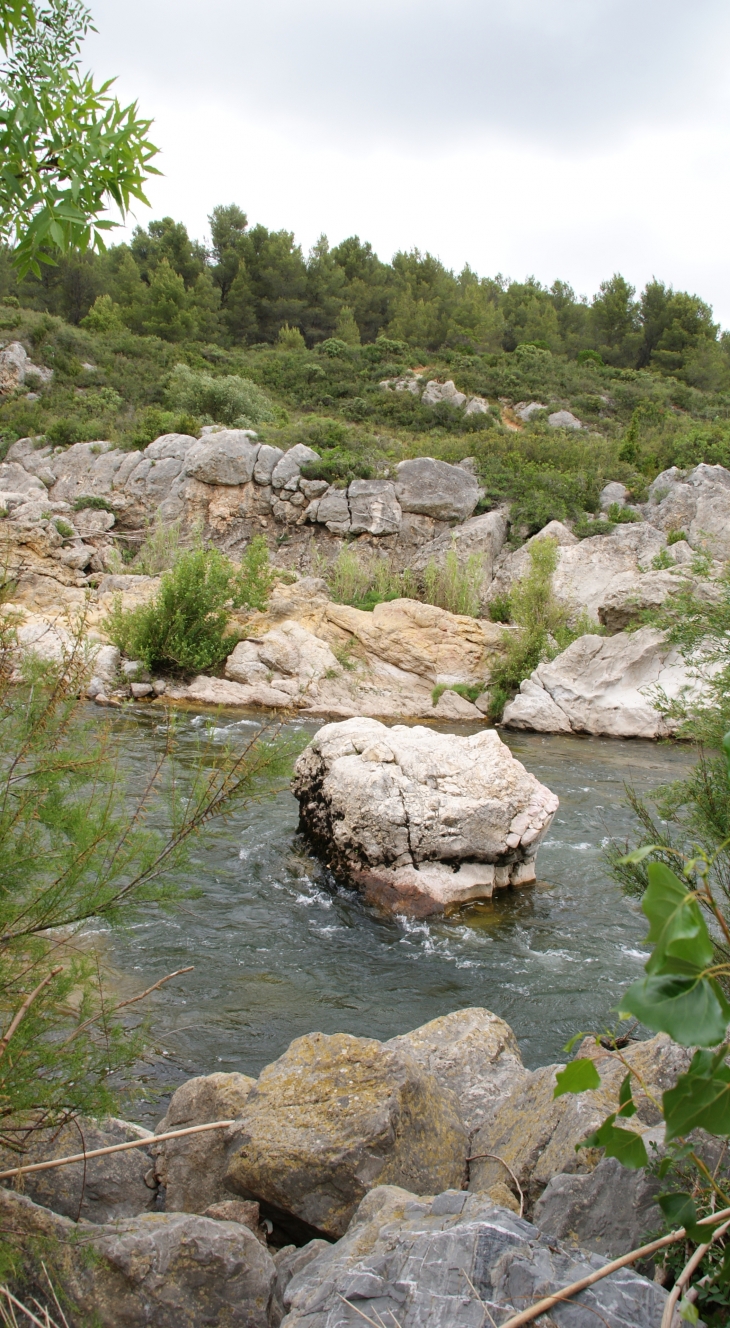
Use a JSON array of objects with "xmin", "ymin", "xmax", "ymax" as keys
[
  {"xmin": 3, "ymin": 1007, "xmax": 685, "ymax": 1326},
  {"xmin": 2, "ymin": 427, "xmax": 729, "ymax": 739}
]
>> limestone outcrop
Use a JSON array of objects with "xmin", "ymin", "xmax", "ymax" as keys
[
  {"xmin": 292, "ymin": 718, "xmax": 559, "ymax": 913},
  {"xmin": 502, "ymin": 626, "xmax": 710, "ymax": 738},
  {"xmin": 645, "ymin": 461, "xmax": 730, "ymax": 560},
  {"xmin": 280, "ymin": 1184, "xmax": 668, "ymax": 1328},
  {"xmin": 224, "ymin": 1030, "xmax": 468, "ymax": 1240}
]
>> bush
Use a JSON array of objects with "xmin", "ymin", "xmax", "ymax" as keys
[
  {"xmin": 166, "ymin": 363, "xmax": 275, "ymax": 428},
  {"xmin": 73, "ymin": 495, "xmax": 113, "ymax": 512},
  {"xmin": 300, "ymin": 449, "xmax": 375, "ymax": 486},
  {"xmin": 325, "ymin": 547, "xmax": 416, "ymax": 610},
  {"xmin": 105, "ymin": 538, "xmax": 273, "ymax": 673},
  {"xmin": 488, "ymin": 592, "xmax": 512, "ymax": 623},
  {"xmin": 431, "ymin": 682, "xmax": 483, "ymax": 706}
]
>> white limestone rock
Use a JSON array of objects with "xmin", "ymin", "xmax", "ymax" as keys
[
  {"xmin": 421, "ymin": 379, "xmax": 467, "ymax": 408},
  {"xmin": 502, "ymin": 626, "xmax": 712, "ymax": 738},
  {"xmin": 548, "ymin": 409, "xmax": 582, "ymax": 429},
  {"xmin": 645, "ymin": 462, "xmax": 730, "ymax": 560},
  {"xmin": 271, "ymin": 443, "xmax": 320, "ymax": 491},
  {"xmin": 394, "ymin": 457, "xmax": 480, "ymax": 522},
  {"xmin": 315, "ymin": 485, "xmax": 351, "ymax": 533},
  {"xmin": 292, "ymin": 718, "xmax": 558, "ymax": 915},
  {"xmin": 184, "ymin": 430, "xmax": 260, "ymax": 486},
  {"xmin": 600, "ymin": 480, "xmax": 630, "ymax": 510},
  {"xmin": 348, "ymin": 478, "xmax": 402, "ymax": 535}
]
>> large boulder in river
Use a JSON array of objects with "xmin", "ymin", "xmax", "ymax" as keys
[
  {"xmin": 280, "ymin": 1184, "xmax": 668, "ymax": 1328},
  {"xmin": 0, "ymin": 1187, "xmax": 276, "ymax": 1328},
  {"xmin": 224, "ymin": 1030, "xmax": 468, "ymax": 1240},
  {"xmin": 153, "ymin": 1071, "xmax": 256, "ymax": 1213},
  {"xmin": 394, "ymin": 457, "xmax": 480, "ymax": 521},
  {"xmin": 502, "ymin": 626, "xmax": 711, "ymax": 738},
  {"xmin": 292, "ymin": 718, "xmax": 558, "ymax": 914},
  {"xmin": 645, "ymin": 462, "xmax": 730, "ymax": 560}
]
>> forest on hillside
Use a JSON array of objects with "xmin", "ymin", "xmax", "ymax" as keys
[
  {"xmin": 2, "ymin": 205, "xmax": 730, "ymax": 540},
  {"xmin": 0, "ymin": 204, "xmax": 727, "ymax": 390}
]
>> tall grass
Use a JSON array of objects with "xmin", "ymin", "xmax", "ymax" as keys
[{"xmin": 319, "ymin": 544, "xmax": 484, "ymax": 616}]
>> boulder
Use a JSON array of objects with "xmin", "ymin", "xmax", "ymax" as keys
[
  {"xmin": 469, "ymin": 1034, "xmax": 691, "ymax": 1212},
  {"xmin": 645, "ymin": 462, "xmax": 730, "ymax": 560},
  {"xmin": 597, "ymin": 566, "xmax": 723, "ymax": 632},
  {"xmin": 386, "ymin": 1008, "xmax": 529, "ymax": 1134},
  {"xmin": 225, "ymin": 621, "xmax": 340, "ymax": 699},
  {"xmin": 347, "ymin": 479, "xmax": 402, "ymax": 535},
  {"xmin": 153, "ymin": 1071, "xmax": 256, "ymax": 1213},
  {"xmin": 394, "ymin": 457, "xmax": 480, "ymax": 521},
  {"xmin": 253, "ymin": 443, "xmax": 284, "ymax": 484},
  {"xmin": 204, "ymin": 1198, "xmax": 267, "ymax": 1243},
  {"xmin": 184, "ymin": 430, "xmax": 260, "ymax": 486},
  {"xmin": 280, "ymin": 1185, "xmax": 667, "ymax": 1328},
  {"xmin": 409, "ymin": 509, "xmax": 508, "ymax": 602},
  {"xmin": 0, "ymin": 461, "xmax": 46, "ymax": 498},
  {"xmin": 421, "ymin": 378, "xmax": 467, "ymax": 408},
  {"xmin": 502, "ymin": 626, "xmax": 711, "ymax": 738},
  {"xmin": 533, "ymin": 1153, "xmax": 663, "ymax": 1259},
  {"xmin": 600, "ymin": 480, "xmax": 630, "ymax": 510},
  {"xmin": 0, "ymin": 1117, "xmax": 156, "ymax": 1223},
  {"xmin": 515, "ymin": 400, "xmax": 546, "ymax": 421},
  {"xmin": 224, "ymin": 1030, "xmax": 468, "ymax": 1240},
  {"xmin": 548, "ymin": 409, "xmax": 582, "ymax": 429},
  {"xmin": 292, "ymin": 718, "xmax": 558, "ymax": 914},
  {"xmin": 73, "ymin": 507, "xmax": 115, "ymax": 536},
  {"xmin": 314, "ymin": 485, "xmax": 351, "ymax": 533},
  {"xmin": 0, "ymin": 341, "xmax": 52, "ymax": 393},
  {"xmin": 464, "ymin": 394, "xmax": 489, "ymax": 415},
  {"xmin": 0, "ymin": 1188, "xmax": 276, "ymax": 1328},
  {"xmin": 271, "ymin": 444, "xmax": 320, "ymax": 491}
]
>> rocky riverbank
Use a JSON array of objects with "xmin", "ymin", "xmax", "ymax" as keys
[
  {"xmin": 2, "ymin": 1007, "xmax": 686, "ymax": 1326},
  {"xmin": 2, "ymin": 427, "xmax": 729, "ymax": 737}
]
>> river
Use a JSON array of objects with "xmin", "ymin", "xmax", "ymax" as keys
[{"xmin": 103, "ymin": 707, "xmax": 695, "ymax": 1125}]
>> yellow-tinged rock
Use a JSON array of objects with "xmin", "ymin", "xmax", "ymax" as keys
[{"xmin": 224, "ymin": 1031, "xmax": 469, "ymax": 1239}]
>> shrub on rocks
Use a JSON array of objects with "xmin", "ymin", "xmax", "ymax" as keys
[{"xmin": 105, "ymin": 538, "xmax": 272, "ymax": 673}]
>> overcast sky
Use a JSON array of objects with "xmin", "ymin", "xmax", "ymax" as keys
[{"xmin": 83, "ymin": 0, "xmax": 730, "ymax": 322}]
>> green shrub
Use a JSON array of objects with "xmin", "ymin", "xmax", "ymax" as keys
[
  {"xmin": 667, "ymin": 528, "xmax": 687, "ymax": 545},
  {"xmin": 651, "ymin": 547, "xmax": 676, "ymax": 570},
  {"xmin": 166, "ymin": 363, "xmax": 275, "ymax": 428},
  {"xmin": 488, "ymin": 592, "xmax": 511, "ymax": 623},
  {"xmin": 73, "ymin": 495, "xmax": 113, "ymax": 512},
  {"xmin": 104, "ymin": 539, "xmax": 273, "ymax": 673},
  {"xmin": 277, "ymin": 324, "xmax": 306, "ymax": 351},
  {"xmin": 126, "ymin": 406, "xmax": 201, "ymax": 450},
  {"xmin": 326, "ymin": 547, "xmax": 415, "ymax": 610},
  {"xmin": 486, "ymin": 537, "xmax": 580, "ymax": 719},
  {"xmin": 300, "ymin": 449, "xmax": 374, "ymax": 486},
  {"xmin": 53, "ymin": 518, "xmax": 74, "ymax": 538}
]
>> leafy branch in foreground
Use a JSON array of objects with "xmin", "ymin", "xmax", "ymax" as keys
[
  {"xmin": 557, "ymin": 735, "xmax": 730, "ymax": 1323},
  {"xmin": 0, "ymin": 603, "xmax": 299, "ymax": 1156},
  {"xmin": 0, "ymin": 0, "xmax": 159, "ymax": 275}
]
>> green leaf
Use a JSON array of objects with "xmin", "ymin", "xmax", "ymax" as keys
[
  {"xmin": 663, "ymin": 1047, "xmax": 730, "ymax": 1139},
  {"xmin": 658, "ymin": 1192, "xmax": 707, "ymax": 1244},
  {"xmin": 618, "ymin": 974, "xmax": 730, "ymax": 1046},
  {"xmin": 554, "ymin": 1058, "xmax": 601, "ymax": 1098},
  {"xmin": 642, "ymin": 862, "xmax": 713, "ymax": 976},
  {"xmin": 618, "ymin": 844, "xmax": 662, "ymax": 865},
  {"xmin": 617, "ymin": 1072, "xmax": 637, "ymax": 1118},
  {"xmin": 679, "ymin": 1302, "xmax": 700, "ymax": 1325},
  {"xmin": 578, "ymin": 1114, "xmax": 648, "ymax": 1168}
]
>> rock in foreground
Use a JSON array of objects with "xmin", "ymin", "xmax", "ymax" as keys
[
  {"xmin": 224, "ymin": 1030, "xmax": 468, "ymax": 1240},
  {"xmin": 280, "ymin": 1184, "xmax": 668, "ymax": 1327},
  {"xmin": 292, "ymin": 718, "xmax": 558, "ymax": 914}
]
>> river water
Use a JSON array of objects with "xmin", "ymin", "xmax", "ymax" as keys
[{"xmin": 105, "ymin": 708, "xmax": 695, "ymax": 1122}]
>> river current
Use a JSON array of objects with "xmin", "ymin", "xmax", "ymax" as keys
[{"xmin": 103, "ymin": 707, "xmax": 694, "ymax": 1123}]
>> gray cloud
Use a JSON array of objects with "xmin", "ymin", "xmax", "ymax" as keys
[{"xmin": 86, "ymin": 0, "xmax": 730, "ymax": 150}]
